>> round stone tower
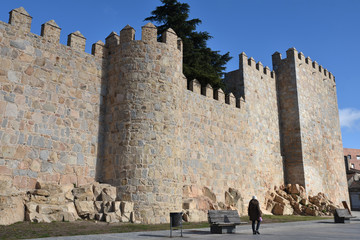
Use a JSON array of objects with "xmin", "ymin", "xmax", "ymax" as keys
[{"xmin": 102, "ymin": 23, "xmax": 185, "ymax": 223}]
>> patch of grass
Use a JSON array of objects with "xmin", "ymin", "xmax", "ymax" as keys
[
  {"xmin": 0, "ymin": 215, "xmax": 331, "ymax": 239},
  {"xmin": 260, "ymin": 214, "xmax": 332, "ymax": 223},
  {"xmin": 0, "ymin": 221, "xmax": 210, "ymax": 239}
]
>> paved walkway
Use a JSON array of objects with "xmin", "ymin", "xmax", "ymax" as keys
[{"xmin": 30, "ymin": 211, "xmax": 360, "ymax": 240}]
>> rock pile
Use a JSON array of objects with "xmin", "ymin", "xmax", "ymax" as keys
[
  {"xmin": 181, "ymin": 184, "xmax": 339, "ymax": 222},
  {"xmin": 265, "ymin": 184, "xmax": 339, "ymax": 216},
  {"xmin": 182, "ymin": 186, "xmax": 245, "ymax": 222},
  {"xmin": 24, "ymin": 182, "xmax": 136, "ymax": 223},
  {"xmin": 1, "ymin": 182, "xmax": 340, "ymax": 225}
]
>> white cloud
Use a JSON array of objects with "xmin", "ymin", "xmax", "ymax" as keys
[{"xmin": 339, "ymin": 108, "xmax": 360, "ymax": 128}]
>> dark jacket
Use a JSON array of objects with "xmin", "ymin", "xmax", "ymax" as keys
[{"xmin": 248, "ymin": 199, "xmax": 262, "ymax": 221}]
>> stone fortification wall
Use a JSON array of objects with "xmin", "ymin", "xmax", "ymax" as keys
[
  {"xmin": 0, "ymin": 7, "xmax": 349, "ymax": 225},
  {"xmin": 294, "ymin": 49, "xmax": 347, "ymax": 202},
  {"xmin": 101, "ymin": 23, "xmax": 184, "ymax": 223},
  {"xmin": 272, "ymin": 50, "xmax": 305, "ymax": 186},
  {"xmin": 0, "ymin": 7, "xmax": 105, "ymax": 193},
  {"xmin": 181, "ymin": 52, "xmax": 284, "ymax": 215},
  {"xmin": 99, "ymin": 23, "xmax": 285, "ymax": 222},
  {"xmin": 273, "ymin": 48, "xmax": 348, "ymax": 204}
]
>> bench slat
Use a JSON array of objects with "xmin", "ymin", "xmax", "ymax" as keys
[
  {"xmin": 209, "ymin": 215, "xmax": 240, "ymax": 219},
  {"xmin": 209, "ymin": 218, "xmax": 240, "ymax": 222},
  {"xmin": 208, "ymin": 210, "xmax": 241, "ymax": 225},
  {"xmin": 209, "ymin": 211, "xmax": 239, "ymax": 215},
  {"xmin": 208, "ymin": 215, "xmax": 240, "ymax": 218},
  {"xmin": 212, "ymin": 222, "xmax": 240, "ymax": 225},
  {"xmin": 209, "ymin": 211, "xmax": 240, "ymax": 216},
  {"xmin": 335, "ymin": 209, "xmax": 355, "ymax": 218}
]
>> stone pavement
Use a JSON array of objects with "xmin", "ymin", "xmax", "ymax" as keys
[{"xmin": 30, "ymin": 212, "xmax": 360, "ymax": 240}]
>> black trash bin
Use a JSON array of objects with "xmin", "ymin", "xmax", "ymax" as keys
[{"xmin": 170, "ymin": 212, "xmax": 183, "ymax": 237}]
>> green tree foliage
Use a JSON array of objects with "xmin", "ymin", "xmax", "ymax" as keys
[{"xmin": 145, "ymin": 0, "xmax": 231, "ymax": 89}]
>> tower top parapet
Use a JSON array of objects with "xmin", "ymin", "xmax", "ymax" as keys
[
  {"xmin": 115, "ymin": 24, "xmax": 182, "ymax": 52},
  {"xmin": 239, "ymin": 52, "xmax": 275, "ymax": 78},
  {"xmin": 273, "ymin": 48, "xmax": 335, "ymax": 82}
]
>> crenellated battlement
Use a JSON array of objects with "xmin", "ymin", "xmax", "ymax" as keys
[
  {"xmin": 187, "ymin": 79, "xmax": 242, "ymax": 109},
  {"xmin": 3, "ymin": 7, "xmax": 106, "ymax": 57},
  {"xmin": 239, "ymin": 52, "xmax": 275, "ymax": 79},
  {"xmin": 2, "ymin": 6, "xmax": 183, "ymax": 60},
  {"xmin": 115, "ymin": 24, "xmax": 182, "ymax": 51},
  {"xmin": 274, "ymin": 47, "xmax": 335, "ymax": 82}
]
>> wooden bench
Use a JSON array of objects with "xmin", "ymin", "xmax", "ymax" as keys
[
  {"xmin": 334, "ymin": 209, "xmax": 355, "ymax": 223},
  {"xmin": 208, "ymin": 210, "xmax": 244, "ymax": 234}
]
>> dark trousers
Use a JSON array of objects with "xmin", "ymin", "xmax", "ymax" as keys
[{"xmin": 252, "ymin": 220, "xmax": 261, "ymax": 232}]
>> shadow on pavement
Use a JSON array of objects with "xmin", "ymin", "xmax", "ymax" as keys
[
  {"xmin": 137, "ymin": 234, "xmax": 168, "ymax": 238},
  {"xmin": 317, "ymin": 220, "xmax": 359, "ymax": 223},
  {"xmin": 138, "ymin": 233, "xmax": 192, "ymax": 238},
  {"xmin": 185, "ymin": 229, "xmax": 251, "ymax": 235},
  {"xmin": 184, "ymin": 230, "xmax": 211, "ymax": 235}
]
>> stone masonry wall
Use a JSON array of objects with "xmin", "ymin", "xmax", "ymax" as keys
[
  {"xmin": 182, "ymin": 53, "xmax": 284, "ymax": 213},
  {"xmin": 100, "ymin": 25, "xmax": 285, "ymax": 222},
  {"xmin": 101, "ymin": 24, "xmax": 184, "ymax": 224},
  {"xmin": 272, "ymin": 50, "xmax": 305, "ymax": 186},
  {"xmin": 273, "ymin": 48, "xmax": 349, "ymax": 204},
  {"xmin": 0, "ymin": 8, "xmax": 105, "ymax": 193},
  {"xmin": 0, "ymin": 7, "xmax": 349, "ymax": 225},
  {"xmin": 294, "ymin": 49, "xmax": 348, "ymax": 202}
]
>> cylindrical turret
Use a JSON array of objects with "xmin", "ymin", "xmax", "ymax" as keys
[{"xmin": 102, "ymin": 24, "xmax": 184, "ymax": 223}]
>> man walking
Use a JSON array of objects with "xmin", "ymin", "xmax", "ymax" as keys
[{"xmin": 248, "ymin": 196, "xmax": 262, "ymax": 235}]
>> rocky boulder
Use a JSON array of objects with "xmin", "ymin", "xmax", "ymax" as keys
[
  {"xmin": 0, "ymin": 196, "xmax": 24, "ymax": 225},
  {"xmin": 120, "ymin": 201, "xmax": 134, "ymax": 220},
  {"xmin": 202, "ymin": 187, "xmax": 217, "ymax": 203},
  {"xmin": 26, "ymin": 202, "xmax": 80, "ymax": 222},
  {"xmin": 72, "ymin": 185, "xmax": 94, "ymax": 201},
  {"xmin": 272, "ymin": 202, "xmax": 294, "ymax": 215},
  {"xmin": 266, "ymin": 199, "xmax": 276, "ymax": 212},
  {"xmin": 287, "ymin": 184, "xmax": 301, "ymax": 195},
  {"xmin": 274, "ymin": 195, "xmax": 290, "ymax": 205},
  {"xmin": 304, "ymin": 207, "xmax": 320, "ymax": 216},
  {"xmin": 74, "ymin": 200, "xmax": 96, "ymax": 219},
  {"xmin": 0, "ymin": 176, "xmax": 21, "ymax": 197},
  {"xmin": 93, "ymin": 182, "xmax": 117, "ymax": 201}
]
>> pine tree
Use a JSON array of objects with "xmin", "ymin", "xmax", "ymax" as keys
[{"xmin": 145, "ymin": 0, "xmax": 231, "ymax": 89}]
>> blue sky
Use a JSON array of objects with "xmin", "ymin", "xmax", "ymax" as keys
[{"xmin": 1, "ymin": 0, "xmax": 359, "ymax": 149}]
